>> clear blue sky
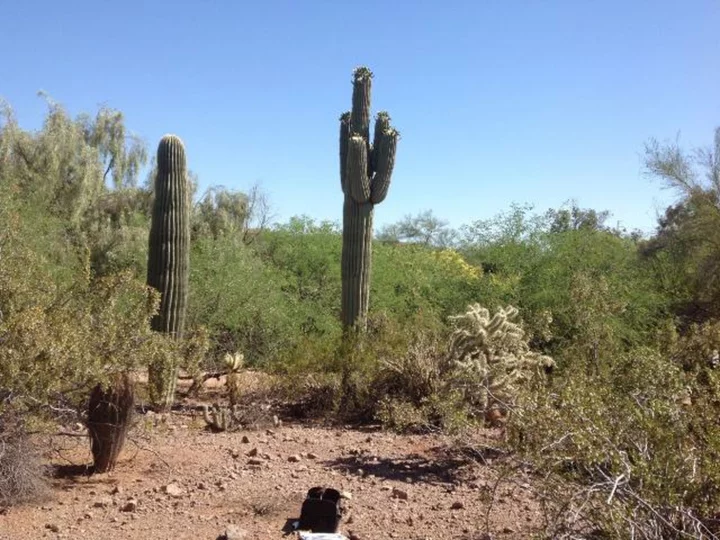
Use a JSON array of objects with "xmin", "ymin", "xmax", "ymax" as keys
[{"xmin": 2, "ymin": 0, "xmax": 718, "ymax": 234}]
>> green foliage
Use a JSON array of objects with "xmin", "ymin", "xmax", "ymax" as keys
[
  {"xmin": 323, "ymin": 304, "xmax": 552, "ymax": 433},
  {"xmin": 0, "ymin": 100, "xmax": 168, "ymax": 422},
  {"xmin": 642, "ymin": 127, "xmax": 720, "ymax": 323},
  {"xmin": 372, "ymin": 242, "xmax": 483, "ymax": 324},
  {"xmin": 192, "ymin": 186, "xmax": 248, "ymax": 240},
  {"xmin": 0, "ymin": 256, "xmax": 165, "ymax": 410},
  {"xmin": 461, "ymin": 204, "xmax": 668, "ymax": 366},
  {"xmin": 512, "ymin": 346, "xmax": 720, "ymax": 537},
  {"xmin": 179, "ymin": 325, "xmax": 211, "ymax": 395},
  {"xmin": 377, "ymin": 209, "xmax": 457, "ymax": 247},
  {"xmin": 0, "ymin": 97, "xmax": 146, "ymax": 226},
  {"xmin": 189, "ymin": 234, "xmax": 304, "ymax": 366}
]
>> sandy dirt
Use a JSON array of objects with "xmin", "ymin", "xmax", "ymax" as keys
[{"xmin": 0, "ymin": 383, "xmax": 543, "ymax": 539}]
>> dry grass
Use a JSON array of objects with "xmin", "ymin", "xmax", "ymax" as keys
[{"xmin": 0, "ymin": 408, "xmax": 48, "ymax": 507}]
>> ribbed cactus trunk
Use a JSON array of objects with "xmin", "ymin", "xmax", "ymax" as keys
[
  {"xmin": 146, "ymin": 134, "xmax": 189, "ymax": 411},
  {"xmin": 339, "ymin": 67, "xmax": 399, "ymax": 332}
]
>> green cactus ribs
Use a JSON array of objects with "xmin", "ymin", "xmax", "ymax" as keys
[
  {"xmin": 146, "ymin": 134, "xmax": 190, "ymax": 410},
  {"xmin": 339, "ymin": 67, "xmax": 399, "ymax": 332}
]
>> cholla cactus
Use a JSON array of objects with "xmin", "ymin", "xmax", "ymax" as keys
[
  {"xmin": 448, "ymin": 304, "xmax": 554, "ymax": 418},
  {"xmin": 224, "ymin": 351, "xmax": 244, "ymax": 406},
  {"xmin": 224, "ymin": 352, "xmax": 244, "ymax": 372},
  {"xmin": 202, "ymin": 403, "xmax": 237, "ymax": 432}
]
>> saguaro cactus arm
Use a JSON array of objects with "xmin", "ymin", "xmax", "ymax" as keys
[
  {"xmin": 347, "ymin": 135, "xmax": 371, "ymax": 203},
  {"xmin": 370, "ymin": 122, "xmax": 398, "ymax": 204},
  {"xmin": 339, "ymin": 112, "xmax": 351, "ymax": 192}
]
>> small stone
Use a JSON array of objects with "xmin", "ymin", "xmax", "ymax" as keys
[
  {"xmin": 391, "ymin": 487, "xmax": 408, "ymax": 500},
  {"xmin": 247, "ymin": 447, "xmax": 258, "ymax": 457},
  {"xmin": 110, "ymin": 485, "xmax": 123, "ymax": 495},
  {"xmin": 45, "ymin": 523, "xmax": 60, "ymax": 533},
  {"xmin": 222, "ymin": 524, "xmax": 248, "ymax": 539},
  {"xmin": 93, "ymin": 498, "xmax": 111, "ymax": 508},
  {"xmin": 241, "ymin": 435, "xmax": 250, "ymax": 444},
  {"xmin": 121, "ymin": 499, "xmax": 138, "ymax": 512},
  {"xmin": 340, "ymin": 491, "xmax": 352, "ymax": 500},
  {"xmin": 288, "ymin": 455, "xmax": 301, "ymax": 463},
  {"xmin": 451, "ymin": 501, "xmax": 465, "ymax": 510},
  {"xmin": 163, "ymin": 483, "xmax": 185, "ymax": 498},
  {"xmin": 502, "ymin": 527, "xmax": 515, "ymax": 534},
  {"xmin": 306, "ymin": 452, "xmax": 318, "ymax": 459},
  {"xmin": 247, "ymin": 458, "xmax": 263, "ymax": 466}
]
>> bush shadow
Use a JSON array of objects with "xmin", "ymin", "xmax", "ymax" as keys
[{"xmin": 323, "ymin": 450, "xmax": 472, "ymax": 485}]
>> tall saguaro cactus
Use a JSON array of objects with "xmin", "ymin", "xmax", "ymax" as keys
[
  {"xmin": 146, "ymin": 134, "xmax": 189, "ymax": 410},
  {"xmin": 339, "ymin": 67, "xmax": 399, "ymax": 331}
]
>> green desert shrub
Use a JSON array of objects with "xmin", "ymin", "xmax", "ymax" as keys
[
  {"xmin": 372, "ymin": 304, "xmax": 553, "ymax": 433},
  {"xmin": 511, "ymin": 345, "xmax": 720, "ymax": 538},
  {"xmin": 0, "ymin": 225, "xmax": 169, "ymax": 412}
]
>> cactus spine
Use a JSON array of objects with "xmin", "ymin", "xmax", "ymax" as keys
[
  {"xmin": 339, "ymin": 67, "xmax": 399, "ymax": 331},
  {"xmin": 146, "ymin": 134, "xmax": 189, "ymax": 411}
]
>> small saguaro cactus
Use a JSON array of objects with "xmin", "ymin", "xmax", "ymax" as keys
[
  {"xmin": 339, "ymin": 67, "xmax": 399, "ymax": 331},
  {"xmin": 146, "ymin": 134, "xmax": 190, "ymax": 411}
]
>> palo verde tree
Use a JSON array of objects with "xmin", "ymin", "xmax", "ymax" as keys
[
  {"xmin": 642, "ymin": 127, "xmax": 720, "ymax": 322},
  {"xmin": 339, "ymin": 67, "xmax": 399, "ymax": 332},
  {"xmin": 377, "ymin": 209, "xmax": 457, "ymax": 248},
  {"xmin": 0, "ymin": 96, "xmax": 147, "ymax": 227},
  {"xmin": 146, "ymin": 134, "xmax": 190, "ymax": 410}
]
